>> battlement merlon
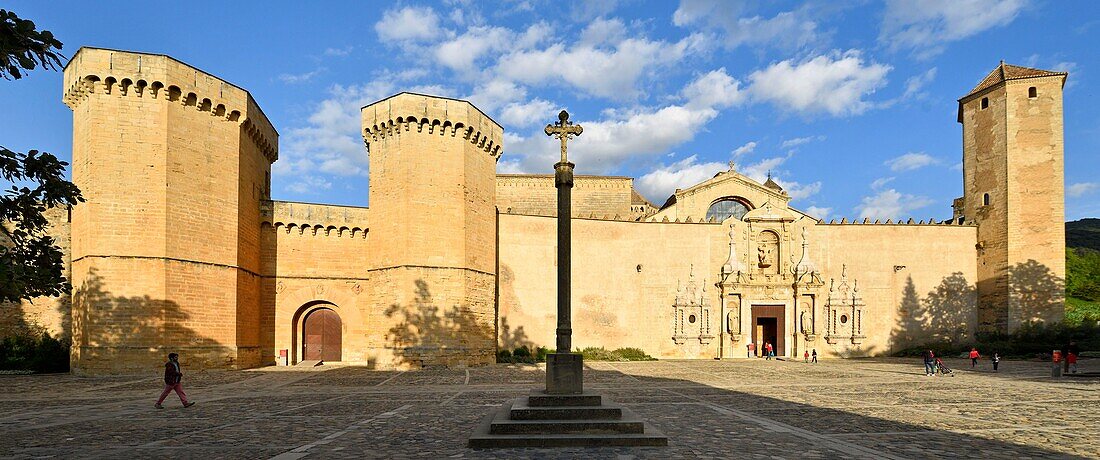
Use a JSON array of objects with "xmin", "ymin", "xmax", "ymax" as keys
[
  {"xmin": 61, "ymin": 47, "xmax": 278, "ymax": 162},
  {"xmin": 361, "ymin": 92, "xmax": 504, "ymax": 159}
]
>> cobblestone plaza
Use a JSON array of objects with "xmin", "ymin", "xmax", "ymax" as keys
[{"xmin": 1, "ymin": 358, "xmax": 1096, "ymax": 459}]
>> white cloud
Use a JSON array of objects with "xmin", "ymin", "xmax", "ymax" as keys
[
  {"xmin": 880, "ymin": 0, "xmax": 1028, "ymax": 57},
  {"xmin": 886, "ymin": 152, "xmax": 939, "ymax": 171},
  {"xmin": 781, "ymin": 181, "xmax": 822, "ymax": 200},
  {"xmin": 579, "ymin": 17, "xmax": 628, "ymax": 46},
  {"xmin": 732, "ymin": 141, "xmax": 757, "ymax": 157},
  {"xmin": 499, "ymin": 99, "xmax": 557, "ymax": 127},
  {"xmin": 323, "ymin": 46, "xmax": 353, "ymax": 57},
  {"xmin": 496, "ymin": 158, "xmax": 527, "ymax": 174},
  {"xmin": 805, "ymin": 206, "xmax": 832, "ymax": 220},
  {"xmin": 673, "ymin": 0, "xmax": 819, "ymax": 51},
  {"xmin": 467, "ymin": 79, "xmax": 527, "ymax": 112},
  {"xmin": 278, "ymin": 68, "xmax": 325, "ymax": 84},
  {"xmin": 682, "ymin": 68, "xmax": 744, "ymax": 110},
  {"xmin": 902, "ymin": 67, "xmax": 937, "ymax": 99},
  {"xmin": 285, "ymin": 175, "xmax": 333, "ymax": 195},
  {"xmin": 636, "ymin": 155, "xmax": 726, "ymax": 201},
  {"xmin": 501, "ymin": 69, "xmax": 743, "ymax": 173},
  {"xmin": 748, "ymin": 50, "xmax": 891, "ymax": 116},
  {"xmin": 780, "ymin": 136, "xmax": 824, "ymax": 149},
  {"xmin": 741, "ymin": 156, "xmax": 788, "ymax": 183},
  {"xmin": 1068, "ymin": 182, "xmax": 1099, "ymax": 198},
  {"xmin": 375, "ymin": 6, "xmax": 444, "ymax": 43},
  {"xmin": 856, "ymin": 189, "xmax": 935, "ymax": 220},
  {"xmin": 496, "ymin": 34, "xmax": 702, "ymax": 100},
  {"xmin": 871, "ymin": 176, "xmax": 896, "ymax": 190}
]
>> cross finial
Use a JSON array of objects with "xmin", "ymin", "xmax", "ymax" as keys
[
  {"xmin": 728, "ymin": 160, "xmax": 736, "ymax": 171},
  {"xmin": 545, "ymin": 110, "xmax": 583, "ymax": 164}
]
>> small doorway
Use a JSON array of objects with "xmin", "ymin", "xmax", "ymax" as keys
[
  {"xmin": 751, "ymin": 305, "xmax": 785, "ymax": 357},
  {"xmin": 303, "ymin": 308, "xmax": 342, "ymax": 362}
]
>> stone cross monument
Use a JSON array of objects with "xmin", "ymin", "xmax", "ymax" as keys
[
  {"xmin": 543, "ymin": 110, "xmax": 583, "ymax": 394},
  {"xmin": 469, "ymin": 110, "xmax": 666, "ymax": 446}
]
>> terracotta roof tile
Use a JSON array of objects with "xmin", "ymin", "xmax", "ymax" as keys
[{"xmin": 965, "ymin": 61, "xmax": 1067, "ymax": 98}]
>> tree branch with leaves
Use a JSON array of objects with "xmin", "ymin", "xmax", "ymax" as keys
[{"xmin": 1, "ymin": 9, "xmax": 83, "ymax": 303}]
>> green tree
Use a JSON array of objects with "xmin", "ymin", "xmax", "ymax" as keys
[{"xmin": 1, "ymin": 9, "xmax": 83, "ymax": 303}]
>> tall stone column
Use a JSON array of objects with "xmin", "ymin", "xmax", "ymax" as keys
[
  {"xmin": 554, "ymin": 160, "xmax": 574, "ymax": 353},
  {"xmin": 544, "ymin": 110, "xmax": 583, "ymax": 394}
]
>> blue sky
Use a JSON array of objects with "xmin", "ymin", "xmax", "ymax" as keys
[{"xmin": 3, "ymin": 1, "xmax": 1099, "ymax": 221}]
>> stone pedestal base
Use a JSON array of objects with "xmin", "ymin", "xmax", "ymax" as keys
[
  {"xmin": 468, "ymin": 390, "xmax": 668, "ymax": 448},
  {"xmin": 545, "ymin": 353, "xmax": 583, "ymax": 395}
]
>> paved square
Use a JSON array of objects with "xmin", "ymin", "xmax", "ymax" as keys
[{"xmin": 1, "ymin": 358, "xmax": 1096, "ymax": 459}]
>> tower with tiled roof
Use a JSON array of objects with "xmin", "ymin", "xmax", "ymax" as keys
[{"xmin": 957, "ymin": 61, "xmax": 1067, "ymax": 333}]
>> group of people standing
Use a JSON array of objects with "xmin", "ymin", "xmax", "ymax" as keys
[{"xmin": 745, "ymin": 342, "xmax": 817, "ymax": 362}]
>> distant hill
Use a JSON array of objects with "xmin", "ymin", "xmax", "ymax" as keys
[{"xmin": 1067, "ymin": 218, "xmax": 1100, "ymax": 252}]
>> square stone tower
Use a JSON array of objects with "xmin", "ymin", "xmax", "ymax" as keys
[
  {"xmin": 63, "ymin": 48, "xmax": 278, "ymax": 373},
  {"xmin": 361, "ymin": 93, "xmax": 503, "ymax": 368},
  {"xmin": 958, "ymin": 62, "xmax": 1067, "ymax": 333}
]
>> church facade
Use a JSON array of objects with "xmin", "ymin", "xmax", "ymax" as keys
[{"xmin": 6, "ymin": 47, "xmax": 1067, "ymax": 374}]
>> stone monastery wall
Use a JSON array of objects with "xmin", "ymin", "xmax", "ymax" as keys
[
  {"xmin": 496, "ymin": 174, "xmax": 635, "ymax": 218},
  {"xmin": 498, "ymin": 214, "xmax": 977, "ymax": 359}
]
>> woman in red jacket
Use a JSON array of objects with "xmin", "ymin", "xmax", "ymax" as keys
[{"xmin": 969, "ymin": 348, "xmax": 981, "ymax": 368}]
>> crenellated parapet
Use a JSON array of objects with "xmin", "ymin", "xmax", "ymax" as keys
[
  {"xmin": 261, "ymin": 200, "xmax": 369, "ymax": 238},
  {"xmin": 361, "ymin": 92, "xmax": 503, "ymax": 159},
  {"xmin": 818, "ymin": 217, "xmax": 974, "ymax": 226},
  {"xmin": 62, "ymin": 47, "xmax": 278, "ymax": 163}
]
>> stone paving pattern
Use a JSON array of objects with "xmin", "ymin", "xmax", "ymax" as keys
[{"xmin": 0, "ymin": 358, "xmax": 1096, "ymax": 459}]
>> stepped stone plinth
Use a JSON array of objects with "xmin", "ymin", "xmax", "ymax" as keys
[{"xmin": 468, "ymin": 390, "xmax": 668, "ymax": 448}]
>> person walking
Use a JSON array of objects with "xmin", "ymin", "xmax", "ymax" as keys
[
  {"xmin": 969, "ymin": 348, "xmax": 981, "ymax": 368},
  {"xmin": 811, "ymin": 349, "xmax": 818, "ymax": 363},
  {"xmin": 156, "ymin": 353, "xmax": 195, "ymax": 409},
  {"xmin": 747, "ymin": 342, "xmax": 755, "ymax": 358},
  {"xmin": 923, "ymin": 349, "xmax": 935, "ymax": 376},
  {"xmin": 991, "ymin": 352, "xmax": 1000, "ymax": 372},
  {"xmin": 804, "ymin": 350, "xmax": 809, "ymax": 363},
  {"xmin": 1065, "ymin": 341, "xmax": 1080, "ymax": 374},
  {"xmin": 764, "ymin": 342, "xmax": 773, "ymax": 360}
]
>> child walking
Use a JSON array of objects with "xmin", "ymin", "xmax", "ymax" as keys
[{"xmin": 156, "ymin": 353, "xmax": 196, "ymax": 409}]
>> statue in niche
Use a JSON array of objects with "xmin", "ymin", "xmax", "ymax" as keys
[
  {"xmin": 727, "ymin": 311, "xmax": 737, "ymax": 334},
  {"xmin": 756, "ymin": 231, "xmax": 779, "ymax": 272},
  {"xmin": 800, "ymin": 310, "xmax": 811, "ymax": 334}
]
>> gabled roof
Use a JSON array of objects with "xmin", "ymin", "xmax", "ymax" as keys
[
  {"xmin": 965, "ymin": 62, "xmax": 1066, "ymax": 98},
  {"xmin": 957, "ymin": 61, "xmax": 1068, "ymax": 122}
]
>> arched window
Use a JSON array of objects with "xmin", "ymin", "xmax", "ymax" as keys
[
  {"xmin": 980, "ymin": 97, "xmax": 989, "ymax": 109},
  {"xmin": 1028, "ymin": 87, "xmax": 1037, "ymax": 98},
  {"xmin": 983, "ymin": 193, "xmax": 990, "ymax": 206},
  {"xmin": 706, "ymin": 197, "xmax": 752, "ymax": 222}
]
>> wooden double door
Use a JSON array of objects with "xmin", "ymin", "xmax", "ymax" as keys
[
  {"xmin": 751, "ymin": 305, "xmax": 785, "ymax": 356},
  {"xmin": 303, "ymin": 308, "xmax": 342, "ymax": 362}
]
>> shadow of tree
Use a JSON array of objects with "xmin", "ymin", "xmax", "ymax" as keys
[
  {"xmin": 891, "ymin": 273, "xmax": 976, "ymax": 352},
  {"xmin": 1007, "ymin": 259, "xmax": 1065, "ymax": 325},
  {"xmin": 383, "ymin": 279, "xmax": 494, "ymax": 369},
  {"xmin": 498, "ymin": 316, "xmax": 534, "ymax": 352},
  {"xmin": 71, "ymin": 268, "xmax": 214, "ymax": 375}
]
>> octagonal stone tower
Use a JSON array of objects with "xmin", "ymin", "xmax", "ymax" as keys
[
  {"xmin": 362, "ymin": 93, "xmax": 503, "ymax": 368},
  {"xmin": 63, "ymin": 48, "xmax": 278, "ymax": 374}
]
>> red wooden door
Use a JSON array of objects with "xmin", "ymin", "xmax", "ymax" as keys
[{"xmin": 303, "ymin": 308, "xmax": 342, "ymax": 362}]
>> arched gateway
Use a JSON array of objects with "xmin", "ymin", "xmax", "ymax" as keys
[{"xmin": 302, "ymin": 308, "xmax": 342, "ymax": 362}]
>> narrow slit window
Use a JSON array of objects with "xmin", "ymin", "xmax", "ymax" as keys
[
  {"xmin": 983, "ymin": 193, "xmax": 990, "ymax": 206},
  {"xmin": 980, "ymin": 97, "xmax": 989, "ymax": 109}
]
